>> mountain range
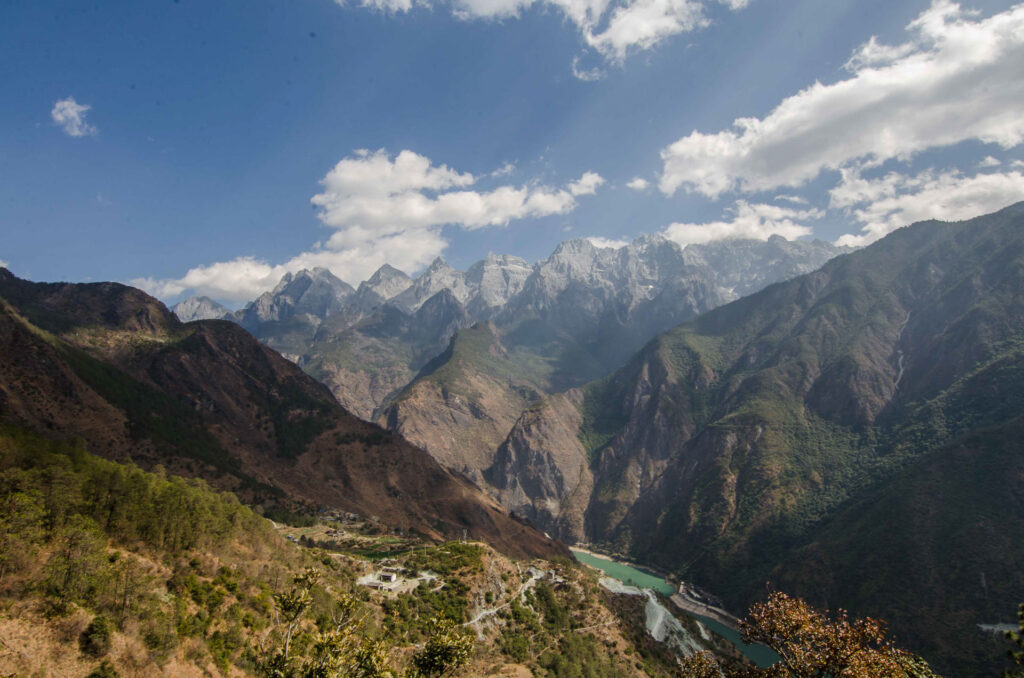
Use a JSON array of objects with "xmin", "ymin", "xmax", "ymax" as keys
[
  {"xmin": 151, "ymin": 205, "xmax": 1024, "ymax": 674},
  {"xmin": 174, "ymin": 235, "xmax": 846, "ymax": 481}
]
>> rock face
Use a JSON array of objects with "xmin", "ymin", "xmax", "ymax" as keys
[
  {"xmin": 484, "ymin": 390, "xmax": 592, "ymax": 539},
  {"xmin": 172, "ymin": 295, "xmax": 231, "ymax": 322},
  {"xmin": 0, "ymin": 269, "xmax": 567, "ymax": 561},
  {"xmin": 237, "ymin": 267, "xmax": 355, "ymax": 327},
  {"xmin": 484, "ymin": 203, "xmax": 1024, "ymax": 676},
  {"xmin": 379, "ymin": 323, "xmax": 545, "ymax": 483}
]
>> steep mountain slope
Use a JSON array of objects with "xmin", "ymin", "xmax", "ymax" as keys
[
  {"xmin": 380, "ymin": 323, "xmax": 551, "ymax": 482},
  {"xmin": 169, "ymin": 237, "xmax": 842, "ymax": 490},
  {"xmin": 485, "ymin": 202, "xmax": 1024, "ymax": 673},
  {"xmin": 0, "ymin": 269, "xmax": 565, "ymax": 560}
]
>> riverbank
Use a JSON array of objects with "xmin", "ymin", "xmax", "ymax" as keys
[
  {"xmin": 570, "ymin": 547, "xmax": 740, "ymax": 629},
  {"xmin": 570, "ymin": 547, "xmax": 778, "ymax": 668}
]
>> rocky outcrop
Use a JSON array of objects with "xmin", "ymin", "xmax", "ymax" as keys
[{"xmin": 172, "ymin": 295, "xmax": 231, "ymax": 322}]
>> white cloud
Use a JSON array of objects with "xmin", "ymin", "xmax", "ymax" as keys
[
  {"xmin": 491, "ymin": 162, "xmax": 516, "ymax": 177},
  {"xmin": 774, "ymin": 194, "xmax": 808, "ymax": 205},
  {"xmin": 977, "ymin": 155, "xmax": 1002, "ymax": 168},
  {"xmin": 572, "ymin": 56, "xmax": 606, "ymax": 81},
  {"xmin": 51, "ymin": 97, "xmax": 97, "ymax": 137},
  {"xmin": 0, "ymin": 259, "xmax": 9, "ymax": 269},
  {"xmin": 132, "ymin": 258, "xmax": 287, "ymax": 303},
  {"xmin": 568, "ymin": 171, "xmax": 605, "ymax": 196},
  {"xmin": 660, "ymin": 1, "xmax": 1024, "ymax": 197},
  {"xmin": 583, "ymin": 0, "xmax": 707, "ymax": 61},
  {"xmin": 133, "ymin": 149, "xmax": 603, "ymax": 302},
  {"xmin": 662, "ymin": 201, "xmax": 820, "ymax": 246},
  {"xmin": 586, "ymin": 236, "xmax": 630, "ymax": 248},
  {"xmin": 336, "ymin": 0, "xmax": 748, "ymax": 63},
  {"xmin": 832, "ymin": 167, "xmax": 1024, "ymax": 247},
  {"xmin": 626, "ymin": 177, "xmax": 650, "ymax": 191}
]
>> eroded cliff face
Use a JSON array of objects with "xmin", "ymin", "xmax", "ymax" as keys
[
  {"xmin": 317, "ymin": 360, "xmax": 415, "ymax": 421},
  {"xmin": 485, "ymin": 390, "xmax": 592, "ymax": 540}
]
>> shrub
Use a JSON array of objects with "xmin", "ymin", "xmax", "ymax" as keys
[{"xmin": 80, "ymin": 614, "xmax": 114, "ymax": 657}]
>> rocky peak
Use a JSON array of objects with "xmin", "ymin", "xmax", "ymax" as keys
[
  {"xmin": 240, "ymin": 267, "xmax": 354, "ymax": 326},
  {"xmin": 465, "ymin": 253, "xmax": 533, "ymax": 312},
  {"xmin": 361, "ymin": 264, "xmax": 413, "ymax": 298},
  {"xmin": 392, "ymin": 258, "xmax": 471, "ymax": 312},
  {"xmin": 172, "ymin": 296, "xmax": 231, "ymax": 323},
  {"xmin": 681, "ymin": 237, "xmax": 849, "ymax": 300}
]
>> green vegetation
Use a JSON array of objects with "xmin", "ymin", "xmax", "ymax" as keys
[
  {"xmin": 405, "ymin": 542, "xmax": 484, "ymax": 575},
  {"xmin": 577, "ymin": 375, "xmax": 629, "ymax": 457}
]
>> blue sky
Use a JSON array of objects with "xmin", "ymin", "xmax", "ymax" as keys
[{"xmin": 1, "ymin": 0, "xmax": 1022, "ymax": 305}]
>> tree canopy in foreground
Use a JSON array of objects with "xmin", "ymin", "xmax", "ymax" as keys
[{"xmin": 679, "ymin": 592, "xmax": 940, "ymax": 677}]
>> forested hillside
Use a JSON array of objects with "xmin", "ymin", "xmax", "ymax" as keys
[{"xmin": 0, "ymin": 425, "xmax": 717, "ymax": 677}]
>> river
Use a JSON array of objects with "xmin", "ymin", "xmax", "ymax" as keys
[{"xmin": 570, "ymin": 548, "xmax": 778, "ymax": 668}]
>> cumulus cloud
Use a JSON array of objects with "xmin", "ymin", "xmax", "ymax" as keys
[
  {"xmin": 336, "ymin": 0, "xmax": 748, "ymax": 62},
  {"xmin": 832, "ymin": 167, "xmax": 1024, "ymax": 247},
  {"xmin": 660, "ymin": 1, "xmax": 1024, "ymax": 197},
  {"xmin": 977, "ymin": 156, "xmax": 1002, "ymax": 168},
  {"xmin": 133, "ymin": 149, "xmax": 603, "ymax": 302},
  {"xmin": 0, "ymin": 259, "xmax": 9, "ymax": 269},
  {"xmin": 51, "ymin": 97, "xmax": 97, "ymax": 137},
  {"xmin": 626, "ymin": 177, "xmax": 650, "ymax": 191},
  {"xmin": 583, "ymin": 0, "xmax": 707, "ymax": 60},
  {"xmin": 131, "ymin": 258, "xmax": 288, "ymax": 304},
  {"xmin": 662, "ymin": 201, "xmax": 820, "ymax": 246},
  {"xmin": 586, "ymin": 236, "xmax": 630, "ymax": 248}
]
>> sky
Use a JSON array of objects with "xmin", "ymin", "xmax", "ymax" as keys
[{"xmin": 1, "ymin": 0, "xmax": 1023, "ymax": 306}]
